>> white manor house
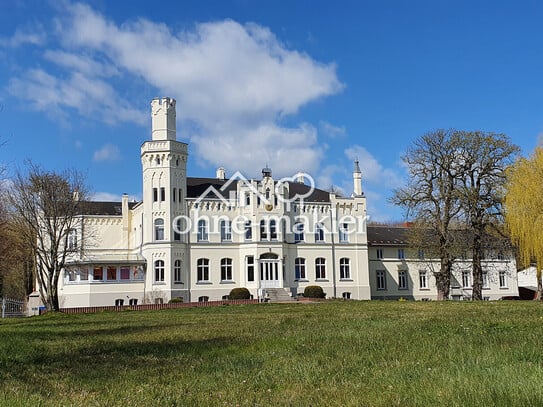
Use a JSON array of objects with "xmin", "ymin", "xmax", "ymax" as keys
[{"xmin": 53, "ymin": 97, "xmax": 519, "ymax": 308}]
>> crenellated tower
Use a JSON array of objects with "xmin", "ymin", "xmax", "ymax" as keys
[{"xmin": 140, "ymin": 97, "xmax": 189, "ymax": 302}]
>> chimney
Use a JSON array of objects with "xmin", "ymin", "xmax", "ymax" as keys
[{"xmin": 216, "ymin": 167, "xmax": 226, "ymax": 180}]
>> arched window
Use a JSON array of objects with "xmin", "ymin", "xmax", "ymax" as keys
[
  {"xmin": 270, "ymin": 219, "xmax": 277, "ymax": 240},
  {"xmin": 315, "ymin": 223, "xmax": 325, "ymax": 242},
  {"xmin": 154, "ymin": 260, "xmax": 165, "ymax": 282},
  {"xmin": 197, "ymin": 219, "xmax": 208, "ymax": 242},
  {"xmin": 260, "ymin": 219, "xmax": 267, "ymax": 240},
  {"xmin": 154, "ymin": 218, "xmax": 165, "ymax": 241},
  {"xmin": 197, "ymin": 258, "xmax": 209, "ymax": 282},
  {"xmin": 315, "ymin": 257, "xmax": 326, "ymax": 279},
  {"xmin": 174, "ymin": 259, "xmax": 182, "ymax": 283},
  {"xmin": 340, "ymin": 258, "xmax": 350, "ymax": 279},
  {"xmin": 221, "ymin": 258, "xmax": 233, "ymax": 281}
]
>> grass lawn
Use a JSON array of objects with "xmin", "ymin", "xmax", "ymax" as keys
[{"xmin": 2, "ymin": 301, "xmax": 543, "ymax": 406}]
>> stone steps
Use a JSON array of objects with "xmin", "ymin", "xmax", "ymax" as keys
[{"xmin": 265, "ymin": 288, "xmax": 294, "ymax": 303}]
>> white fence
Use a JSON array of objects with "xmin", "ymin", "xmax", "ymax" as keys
[{"xmin": 1, "ymin": 298, "xmax": 25, "ymax": 318}]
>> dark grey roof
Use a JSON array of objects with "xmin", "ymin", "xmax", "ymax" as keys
[
  {"xmin": 367, "ymin": 226, "xmax": 409, "ymax": 246},
  {"xmin": 186, "ymin": 177, "xmax": 330, "ymax": 203},
  {"xmin": 78, "ymin": 201, "xmax": 138, "ymax": 216}
]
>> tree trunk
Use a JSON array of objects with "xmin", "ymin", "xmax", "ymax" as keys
[
  {"xmin": 436, "ymin": 256, "xmax": 451, "ymax": 300},
  {"xmin": 471, "ymin": 227, "xmax": 483, "ymax": 301}
]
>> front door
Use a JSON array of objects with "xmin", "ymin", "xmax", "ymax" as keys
[{"xmin": 259, "ymin": 260, "xmax": 282, "ymax": 288}]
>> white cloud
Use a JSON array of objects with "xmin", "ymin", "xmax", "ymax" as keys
[
  {"xmin": 93, "ymin": 143, "xmax": 121, "ymax": 162},
  {"xmin": 344, "ymin": 145, "xmax": 404, "ymax": 189},
  {"xmin": 319, "ymin": 120, "xmax": 346, "ymax": 138},
  {"xmin": 91, "ymin": 192, "xmax": 140, "ymax": 202},
  {"xmin": 0, "ymin": 27, "xmax": 46, "ymax": 47},
  {"xmin": 6, "ymin": 2, "xmax": 343, "ymax": 176},
  {"xmin": 8, "ymin": 69, "xmax": 145, "ymax": 125}
]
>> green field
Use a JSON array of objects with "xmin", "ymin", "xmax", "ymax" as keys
[{"xmin": 2, "ymin": 301, "xmax": 543, "ymax": 406}]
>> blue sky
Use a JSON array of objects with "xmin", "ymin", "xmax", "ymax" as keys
[{"xmin": 1, "ymin": 0, "xmax": 543, "ymax": 221}]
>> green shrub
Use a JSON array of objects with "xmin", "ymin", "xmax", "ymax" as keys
[
  {"xmin": 229, "ymin": 287, "xmax": 251, "ymax": 300},
  {"xmin": 169, "ymin": 297, "xmax": 184, "ymax": 303},
  {"xmin": 304, "ymin": 285, "xmax": 325, "ymax": 298}
]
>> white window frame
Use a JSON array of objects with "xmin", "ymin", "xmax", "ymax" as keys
[
  {"xmin": 419, "ymin": 270, "xmax": 428, "ymax": 289},
  {"xmin": 154, "ymin": 260, "xmax": 165, "ymax": 283},
  {"xmin": 339, "ymin": 258, "xmax": 351, "ymax": 280},
  {"xmin": 220, "ymin": 219, "xmax": 232, "ymax": 242},
  {"xmin": 376, "ymin": 270, "xmax": 387, "ymax": 290},
  {"xmin": 197, "ymin": 258, "xmax": 210, "ymax": 282},
  {"xmin": 220, "ymin": 258, "xmax": 233, "ymax": 281},
  {"xmin": 174, "ymin": 259, "xmax": 182, "ymax": 283},
  {"xmin": 197, "ymin": 219, "xmax": 208, "ymax": 242},
  {"xmin": 398, "ymin": 270, "xmax": 408, "ymax": 290},
  {"xmin": 295, "ymin": 257, "xmax": 306, "ymax": 280},
  {"xmin": 315, "ymin": 257, "xmax": 326, "ymax": 280}
]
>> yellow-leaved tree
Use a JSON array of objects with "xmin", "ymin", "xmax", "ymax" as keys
[{"xmin": 504, "ymin": 148, "xmax": 543, "ymax": 300}]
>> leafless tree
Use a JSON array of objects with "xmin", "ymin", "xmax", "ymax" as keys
[{"xmin": 9, "ymin": 162, "xmax": 89, "ymax": 311}]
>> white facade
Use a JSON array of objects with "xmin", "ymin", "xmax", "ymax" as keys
[
  {"xmin": 367, "ymin": 226, "xmax": 519, "ymax": 301},
  {"xmin": 56, "ymin": 98, "xmax": 519, "ymax": 308},
  {"xmin": 58, "ymin": 97, "xmax": 371, "ymax": 307}
]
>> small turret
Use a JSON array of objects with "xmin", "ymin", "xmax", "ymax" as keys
[
  {"xmin": 216, "ymin": 167, "xmax": 226, "ymax": 180},
  {"xmin": 353, "ymin": 159, "xmax": 363, "ymax": 196},
  {"xmin": 151, "ymin": 97, "xmax": 176, "ymax": 141},
  {"xmin": 262, "ymin": 165, "xmax": 272, "ymax": 178}
]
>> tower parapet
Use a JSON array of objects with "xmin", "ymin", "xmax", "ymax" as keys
[{"xmin": 151, "ymin": 97, "xmax": 176, "ymax": 141}]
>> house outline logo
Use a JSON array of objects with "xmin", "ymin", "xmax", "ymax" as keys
[{"xmin": 192, "ymin": 170, "xmax": 318, "ymax": 208}]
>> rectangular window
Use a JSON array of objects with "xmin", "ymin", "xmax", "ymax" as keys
[
  {"xmin": 245, "ymin": 221, "xmax": 252, "ymax": 241},
  {"xmin": 174, "ymin": 260, "xmax": 182, "ymax": 283},
  {"xmin": 179, "ymin": 189, "xmax": 182, "ymax": 203},
  {"xmin": 80, "ymin": 268, "xmax": 88, "ymax": 281},
  {"xmin": 160, "ymin": 187, "xmax": 166, "ymax": 201},
  {"xmin": 221, "ymin": 258, "xmax": 233, "ymax": 281},
  {"xmin": 340, "ymin": 258, "xmax": 351, "ymax": 279},
  {"xmin": 419, "ymin": 270, "xmax": 428, "ymax": 289},
  {"xmin": 221, "ymin": 220, "xmax": 232, "ymax": 242},
  {"xmin": 398, "ymin": 270, "xmax": 408, "ymax": 290},
  {"xmin": 247, "ymin": 256, "xmax": 255, "ymax": 282},
  {"xmin": 462, "ymin": 271, "xmax": 471, "ymax": 288},
  {"xmin": 418, "ymin": 249, "xmax": 424, "ymax": 260},
  {"xmin": 342, "ymin": 292, "xmax": 351, "ymax": 299},
  {"xmin": 295, "ymin": 257, "xmax": 306, "ymax": 280},
  {"xmin": 120, "ymin": 267, "xmax": 130, "ymax": 280},
  {"xmin": 376, "ymin": 249, "xmax": 383, "ymax": 259},
  {"xmin": 153, "ymin": 188, "xmax": 158, "ymax": 202},
  {"xmin": 107, "ymin": 266, "xmax": 117, "ymax": 281},
  {"xmin": 398, "ymin": 249, "xmax": 405, "ymax": 260},
  {"xmin": 294, "ymin": 222, "xmax": 304, "ymax": 243},
  {"xmin": 499, "ymin": 271, "xmax": 507, "ymax": 288},
  {"xmin": 315, "ymin": 257, "xmax": 326, "ymax": 279},
  {"xmin": 197, "ymin": 258, "xmax": 209, "ymax": 282},
  {"xmin": 173, "ymin": 187, "xmax": 177, "ymax": 202},
  {"xmin": 339, "ymin": 223, "xmax": 349, "ymax": 242},
  {"xmin": 482, "ymin": 272, "xmax": 489, "ymax": 289},
  {"xmin": 174, "ymin": 218, "xmax": 182, "ymax": 241},
  {"xmin": 376, "ymin": 270, "xmax": 387, "ymax": 290},
  {"xmin": 93, "ymin": 266, "xmax": 103, "ymax": 281},
  {"xmin": 197, "ymin": 220, "xmax": 208, "ymax": 242},
  {"xmin": 115, "ymin": 299, "xmax": 124, "ymax": 306},
  {"xmin": 67, "ymin": 229, "xmax": 78, "ymax": 249},
  {"xmin": 129, "ymin": 298, "xmax": 138, "ymax": 306}
]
